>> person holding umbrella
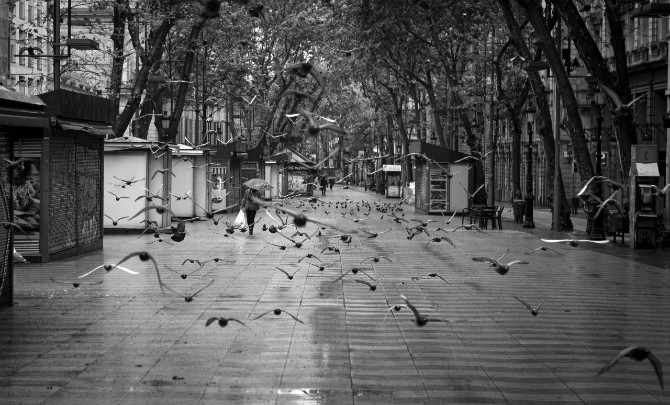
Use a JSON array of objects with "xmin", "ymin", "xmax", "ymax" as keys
[{"xmin": 242, "ymin": 178, "xmax": 272, "ymax": 235}]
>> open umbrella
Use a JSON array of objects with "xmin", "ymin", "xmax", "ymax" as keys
[{"xmin": 243, "ymin": 178, "xmax": 273, "ymax": 190}]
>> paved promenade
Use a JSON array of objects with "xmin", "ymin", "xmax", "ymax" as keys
[{"xmin": 1, "ymin": 185, "xmax": 669, "ymax": 404}]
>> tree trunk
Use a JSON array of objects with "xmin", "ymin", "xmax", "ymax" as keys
[
  {"xmin": 511, "ymin": 113, "xmax": 524, "ymax": 203},
  {"xmin": 516, "ymin": 0, "xmax": 594, "ymax": 182},
  {"xmin": 110, "ymin": 0, "xmax": 127, "ymax": 125},
  {"xmin": 375, "ymin": 119, "xmax": 384, "ymax": 194},
  {"xmin": 552, "ymin": 0, "xmax": 634, "ymax": 179},
  {"xmin": 167, "ymin": 17, "xmax": 209, "ymax": 141},
  {"xmin": 388, "ymin": 89, "xmax": 412, "ymax": 185},
  {"xmin": 113, "ymin": 18, "xmax": 172, "ymax": 137},
  {"xmin": 500, "ymin": 0, "xmax": 573, "ymax": 228},
  {"xmin": 424, "ymin": 70, "xmax": 446, "ymax": 147}
]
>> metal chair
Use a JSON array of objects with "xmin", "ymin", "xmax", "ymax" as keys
[
  {"xmin": 479, "ymin": 206, "xmax": 495, "ymax": 229},
  {"xmin": 461, "ymin": 208, "xmax": 470, "ymax": 225}
]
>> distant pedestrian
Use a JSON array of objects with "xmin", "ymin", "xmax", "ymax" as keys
[
  {"xmin": 320, "ymin": 176, "xmax": 327, "ymax": 196},
  {"xmin": 241, "ymin": 187, "xmax": 260, "ymax": 235},
  {"xmin": 328, "ymin": 177, "xmax": 335, "ymax": 191}
]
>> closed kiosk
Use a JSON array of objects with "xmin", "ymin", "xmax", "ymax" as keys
[
  {"xmin": 382, "ymin": 165, "xmax": 402, "ymax": 198},
  {"xmin": 629, "ymin": 145, "xmax": 660, "ymax": 249}
]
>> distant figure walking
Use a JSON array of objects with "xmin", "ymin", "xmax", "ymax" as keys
[
  {"xmin": 328, "ymin": 177, "xmax": 335, "ymax": 191},
  {"xmin": 320, "ymin": 176, "xmax": 328, "ymax": 196},
  {"xmin": 241, "ymin": 187, "xmax": 260, "ymax": 235}
]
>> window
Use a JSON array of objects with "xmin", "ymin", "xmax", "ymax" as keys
[
  {"xmin": 640, "ymin": 17, "xmax": 648, "ymax": 47},
  {"xmin": 19, "ymin": 0, "xmax": 25, "ymax": 19},
  {"xmin": 28, "ymin": 0, "xmax": 34, "ymax": 21},
  {"xmin": 36, "ymin": 2, "xmax": 41, "ymax": 26},
  {"xmin": 27, "ymin": 34, "xmax": 34, "ymax": 67},
  {"xmin": 36, "ymin": 38, "xmax": 42, "ymax": 70},
  {"xmin": 651, "ymin": 18, "xmax": 659, "ymax": 44},
  {"xmin": 19, "ymin": 30, "xmax": 26, "ymax": 66}
]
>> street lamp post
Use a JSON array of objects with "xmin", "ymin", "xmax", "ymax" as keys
[
  {"xmin": 589, "ymin": 105, "xmax": 606, "ymax": 240},
  {"xmin": 524, "ymin": 107, "xmax": 536, "ymax": 228}
]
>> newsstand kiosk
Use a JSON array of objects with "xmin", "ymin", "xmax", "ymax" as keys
[{"xmin": 630, "ymin": 145, "xmax": 660, "ymax": 249}]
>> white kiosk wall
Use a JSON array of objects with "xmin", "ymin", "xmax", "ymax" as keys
[
  {"xmin": 171, "ymin": 157, "xmax": 196, "ymax": 217},
  {"xmin": 103, "ymin": 151, "xmax": 148, "ymax": 229},
  {"xmin": 448, "ymin": 163, "xmax": 470, "ymax": 212}
]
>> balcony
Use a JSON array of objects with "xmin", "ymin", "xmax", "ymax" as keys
[
  {"xmin": 617, "ymin": 43, "xmax": 668, "ymax": 70},
  {"xmin": 649, "ymin": 42, "xmax": 667, "ymax": 61},
  {"xmin": 631, "ymin": 47, "xmax": 649, "ymax": 65},
  {"xmin": 631, "ymin": 3, "xmax": 670, "ymax": 18}
]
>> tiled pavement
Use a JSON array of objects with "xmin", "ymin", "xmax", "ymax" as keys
[{"xmin": 1, "ymin": 185, "xmax": 669, "ymax": 404}]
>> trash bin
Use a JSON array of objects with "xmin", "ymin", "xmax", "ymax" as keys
[{"xmin": 513, "ymin": 200, "xmax": 526, "ymax": 223}]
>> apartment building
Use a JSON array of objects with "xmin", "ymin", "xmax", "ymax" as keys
[
  {"xmin": 6, "ymin": 0, "xmax": 49, "ymax": 95},
  {"xmin": 492, "ymin": 2, "xmax": 670, "ymax": 209}
]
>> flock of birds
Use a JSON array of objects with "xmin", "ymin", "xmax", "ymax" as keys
[
  {"xmin": 2, "ymin": 126, "xmax": 666, "ymax": 394},
  {"xmin": 44, "ymin": 170, "xmax": 668, "ymax": 394},
  {"xmin": 8, "ymin": 0, "xmax": 667, "ymax": 394}
]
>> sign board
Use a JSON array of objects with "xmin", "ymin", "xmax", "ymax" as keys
[
  {"xmin": 633, "ymin": 163, "xmax": 660, "ymax": 176},
  {"xmin": 382, "ymin": 164, "xmax": 402, "ymax": 172}
]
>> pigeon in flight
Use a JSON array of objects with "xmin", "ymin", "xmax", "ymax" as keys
[
  {"xmin": 294, "ymin": 107, "xmax": 346, "ymax": 137},
  {"xmin": 251, "ymin": 308, "xmax": 304, "ymax": 323},
  {"xmin": 108, "ymin": 191, "xmax": 129, "ymax": 201},
  {"xmin": 49, "ymin": 278, "xmax": 103, "ymax": 288},
  {"xmin": 162, "ymin": 279, "xmax": 215, "ymax": 302},
  {"xmin": 426, "ymin": 236, "xmax": 456, "ymax": 248},
  {"xmin": 471, "ymin": 256, "xmax": 528, "ymax": 275},
  {"xmin": 276, "ymin": 266, "xmax": 300, "ymax": 280},
  {"xmin": 597, "ymin": 346, "xmax": 664, "ymax": 393},
  {"xmin": 514, "ymin": 296, "xmax": 547, "ymax": 316},
  {"xmin": 151, "ymin": 169, "xmax": 176, "ymax": 180},
  {"xmin": 383, "ymin": 304, "xmax": 409, "ymax": 322},
  {"xmin": 360, "ymin": 256, "xmax": 392, "ymax": 263},
  {"xmin": 104, "ymin": 215, "xmax": 128, "ymax": 226},
  {"xmin": 164, "ymin": 264, "xmax": 204, "ymax": 280},
  {"xmin": 525, "ymin": 246, "xmax": 563, "ymax": 255},
  {"xmin": 541, "ymin": 238, "xmax": 609, "ymax": 247},
  {"xmin": 420, "ymin": 273, "xmax": 452, "ymax": 284},
  {"xmin": 77, "ymin": 264, "xmax": 138, "ymax": 279},
  {"xmin": 206, "ymin": 317, "xmax": 248, "ymax": 328},
  {"xmin": 281, "ymin": 61, "xmax": 324, "ymax": 88},
  {"xmin": 401, "ymin": 295, "xmax": 443, "ymax": 327},
  {"xmin": 97, "ymin": 251, "xmax": 164, "ymax": 292},
  {"xmin": 113, "ymin": 175, "xmax": 145, "ymax": 187},
  {"xmin": 600, "ymin": 84, "xmax": 646, "ymax": 119}
]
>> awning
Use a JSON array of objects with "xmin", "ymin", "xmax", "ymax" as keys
[
  {"xmin": 269, "ymin": 148, "xmax": 311, "ymax": 164},
  {"xmin": 0, "ymin": 86, "xmax": 47, "ymax": 108},
  {"xmin": 57, "ymin": 120, "xmax": 114, "ymax": 137},
  {"xmin": 408, "ymin": 140, "xmax": 469, "ymax": 163},
  {"xmin": 382, "ymin": 164, "xmax": 401, "ymax": 172}
]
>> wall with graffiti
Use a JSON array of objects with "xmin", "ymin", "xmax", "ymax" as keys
[{"xmin": 49, "ymin": 134, "xmax": 102, "ymax": 254}]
